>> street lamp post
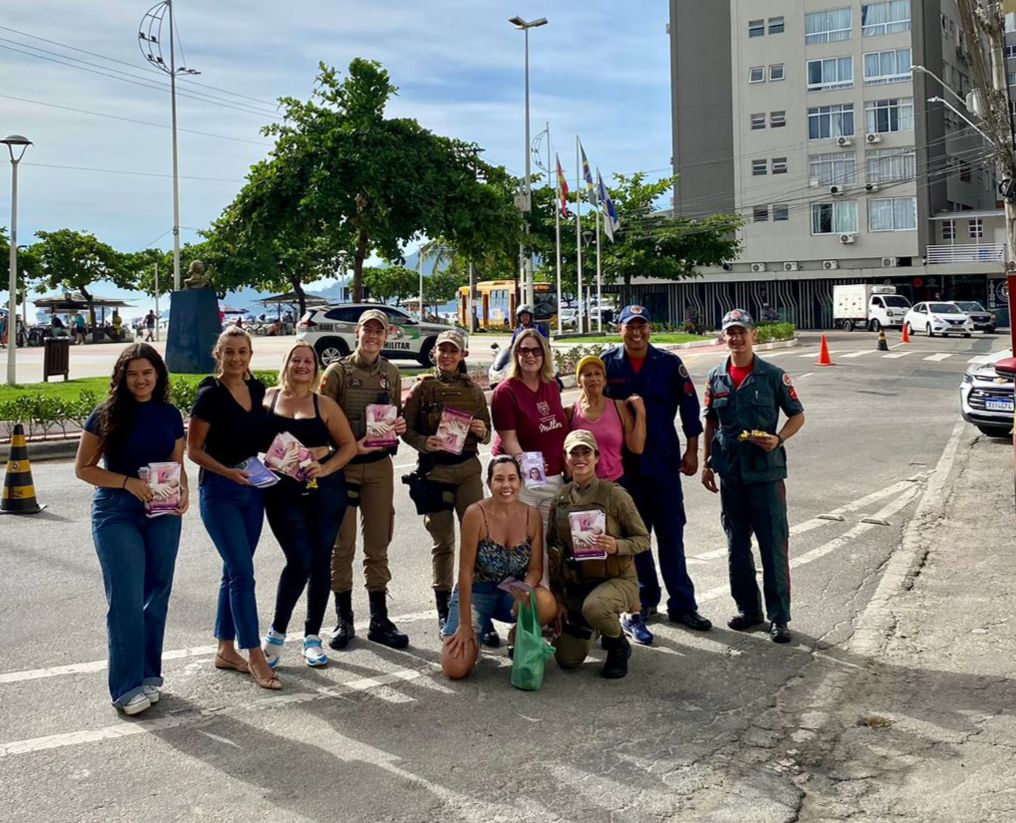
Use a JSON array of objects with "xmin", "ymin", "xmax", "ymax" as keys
[
  {"xmin": 139, "ymin": 1, "xmax": 200, "ymax": 292},
  {"xmin": 2, "ymin": 134, "xmax": 31, "ymax": 386},
  {"xmin": 509, "ymin": 15, "xmax": 547, "ymax": 307}
]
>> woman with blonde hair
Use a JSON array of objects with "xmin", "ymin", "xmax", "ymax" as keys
[
  {"xmin": 260, "ymin": 342, "xmax": 357, "ymax": 668},
  {"xmin": 187, "ymin": 326, "xmax": 278, "ymax": 689}
]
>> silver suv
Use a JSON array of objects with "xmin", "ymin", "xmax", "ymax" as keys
[
  {"xmin": 296, "ymin": 303, "xmax": 464, "ymax": 366},
  {"xmin": 960, "ymin": 349, "xmax": 1014, "ymax": 438}
]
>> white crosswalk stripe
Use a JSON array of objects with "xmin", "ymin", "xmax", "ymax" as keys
[
  {"xmin": 841, "ymin": 350, "xmax": 876, "ymax": 358},
  {"xmin": 924, "ymin": 353, "xmax": 952, "ymax": 362},
  {"xmin": 882, "ymin": 352, "xmax": 910, "ymax": 359}
]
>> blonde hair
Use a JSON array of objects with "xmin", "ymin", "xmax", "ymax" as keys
[
  {"xmin": 212, "ymin": 325, "xmax": 254, "ymax": 378},
  {"xmin": 508, "ymin": 329, "xmax": 555, "ymax": 383},
  {"xmin": 277, "ymin": 341, "xmax": 319, "ymax": 394}
]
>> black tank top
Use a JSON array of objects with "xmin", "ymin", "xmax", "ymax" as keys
[{"xmin": 266, "ymin": 391, "xmax": 333, "ymax": 449}]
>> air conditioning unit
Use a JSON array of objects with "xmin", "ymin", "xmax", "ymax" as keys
[
  {"xmin": 865, "ymin": 182, "xmax": 879, "ymax": 193},
  {"xmin": 836, "ymin": 136, "xmax": 853, "ymax": 147},
  {"xmin": 822, "ymin": 259, "xmax": 840, "ymax": 270},
  {"xmin": 829, "ymin": 185, "xmax": 844, "ymax": 196},
  {"xmin": 783, "ymin": 261, "xmax": 799, "ymax": 272},
  {"xmin": 839, "ymin": 233, "xmax": 857, "ymax": 244},
  {"xmin": 750, "ymin": 262, "xmax": 767, "ymax": 273},
  {"xmin": 881, "ymin": 256, "xmax": 898, "ymax": 267},
  {"xmin": 865, "ymin": 133, "xmax": 882, "ymax": 144}
]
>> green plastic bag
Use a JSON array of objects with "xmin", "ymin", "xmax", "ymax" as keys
[{"xmin": 510, "ymin": 591, "xmax": 556, "ymax": 691}]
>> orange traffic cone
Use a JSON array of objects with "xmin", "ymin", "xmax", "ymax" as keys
[
  {"xmin": 900, "ymin": 324, "xmax": 910, "ymax": 344},
  {"xmin": 1, "ymin": 423, "xmax": 45, "ymax": 515},
  {"xmin": 816, "ymin": 334, "xmax": 834, "ymax": 366}
]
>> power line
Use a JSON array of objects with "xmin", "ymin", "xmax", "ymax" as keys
[{"xmin": 23, "ymin": 160, "xmax": 244, "ymax": 184}]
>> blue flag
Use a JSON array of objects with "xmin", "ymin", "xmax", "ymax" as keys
[{"xmin": 597, "ymin": 169, "xmax": 620, "ymax": 242}]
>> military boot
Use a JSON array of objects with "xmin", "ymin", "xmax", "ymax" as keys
[
  {"xmin": 329, "ymin": 590, "xmax": 355, "ymax": 651},
  {"xmin": 367, "ymin": 590, "xmax": 410, "ymax": 649},
  {"xmin": 600, "ymin": 633, "xmax": 631, "ymax": 679},
  {"xmin": 434, "ymin": 589, "xmax": 451, "ymax": 633}
]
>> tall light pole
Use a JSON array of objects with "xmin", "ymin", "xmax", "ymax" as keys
[
  {"xmin": 509, "ymin": 15, "xmax": 547, "ymax": 307},
  {"xmin": 2, "ymin": 134, "xmax": 31, "ymax": 386},
  {"xmin": 139, "ymin": 1, "xmax": 200, "ymax": 292}
]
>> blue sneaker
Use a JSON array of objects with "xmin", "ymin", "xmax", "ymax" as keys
[
  {"xmin": 262, "ymin": 629, "xmax": 285, "ymax": 669},
  {"xmin": 620, "ymin": 612, "xmax": 654, "ymax": 646},
  {"xmin": 302, "ymin": 635, "xmax": 329, "ymax": 667}
]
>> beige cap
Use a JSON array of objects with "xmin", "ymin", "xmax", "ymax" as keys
[
  {"xmin": 357, "ymin": 308, "xmax": 389, "ymax": 329},
  {"xmin": 435, "ymin": 329, "xmax": 465, "ymax": 351},
  {"xmin": 564, "ymin": 428, "xmax": 598, "ymax": 454}
]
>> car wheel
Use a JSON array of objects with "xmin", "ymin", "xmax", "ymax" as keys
[
  {"xmin": 842, "ymin": 319, "xmax": 854, "ymax": 331},
  {"xmin": 926, "ymin": 323, "xmax": 934, "ymax": 338},
  {"xmin": 963, "ymin": 333, "xmax": 971, "ymax": 338},
  {"xmin": 869, "ymin": 318, "xmax": 881, "ymax": 332},
  {"xmin": 315, "ymin": 337, "xmax": 348, "ymax": 366},
  {"xmin": 976, "ymin": 424, "xmax": 1013, "ymax": 438},
  {"xmin": 417, "ymin": 336, "xmax": 435, "ymax": 367},
  {"xmin": 904, "ymin": 322, "xmax": 913, "ymax": 336}
]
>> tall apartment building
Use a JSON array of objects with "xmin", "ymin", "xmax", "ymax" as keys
[{"xmin": 635, "ymin": 0, "xmax": 1010, "ymax": 328}]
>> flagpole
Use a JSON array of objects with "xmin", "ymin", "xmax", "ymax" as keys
[
  {"xmin": 550, "ymin": 133, "xmax": 563, "ymax": 336},
  {"xmin": 595, "ymin": 206, "xmax": 602, "ymax": 333},
  {"xmin": 575, "ymin": 136, "xmax": 584, "ymax": 335}
]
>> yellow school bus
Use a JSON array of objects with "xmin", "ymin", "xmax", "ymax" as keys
[{"xmin": 457, "ymin": 280, "xmax": 557, "ymax": 330}]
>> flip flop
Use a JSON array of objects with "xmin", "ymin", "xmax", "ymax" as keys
[{"xmin": 214, "ymin": 653, "xmax": 249, "ymax": 673}]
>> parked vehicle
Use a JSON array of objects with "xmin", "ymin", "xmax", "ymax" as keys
[
  {"xmin": 960, "ymin": 348, "xmax": 1014, "ymax": 437},
  {"xmin": 488, "ymin": 342, "xmax": 513, "ymax": 389},
  {"xmin": 903, "ymin": 302, "xmax": 973, "ymax": 338},
  {"xmin": 950, "ymin": 301, "xmax": 997, "ymax": 333},
  {"xmin": 833, "ymin": 284, "xmax": 911, "ymax": 331},
  {"xmin": 296, "ymin": 302, "xmax": 463, "ymax": 366}
]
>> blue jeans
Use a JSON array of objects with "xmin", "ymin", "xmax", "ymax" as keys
[
  {"xmin": 199, "ymin": 472, "xmax": 265, "ymax": 649},
  {"xmin": 264, "ymin": 471, "xmax": 347, "ymax": 637},
  {"xmin": 441, "ymin": 581, "xmax": 517, "ymax": 637},
  {"xmin": 91, "ymin": 488, "xmax": 181, "ymax": 707}
]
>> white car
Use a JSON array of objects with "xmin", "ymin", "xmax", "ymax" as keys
[
  {"xmin": 296, "ymin": 302, "xmax": 464, "ymax": 366},
  {"xmin": 960, "ymin": 349, "xmax": 1014, "ymax": 437},
  {"xmin": 903, "ymin": 301, "xmax": 973, "ymax": 338}
]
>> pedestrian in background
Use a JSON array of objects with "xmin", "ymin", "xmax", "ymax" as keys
[
  {"xmin": 73, "ymin": 313, "xmax": 86, "ymax": 345},
  {"xmin": 319, "ymin": 309, "xmax": 410, "ymax": 651},
  {"xmin": 701, "ymin": 309, "xmax": 805, "ymax": 644},
  {"xmin": 260, "ymin": 342, "xmax": 357, "ymax": 669},
  {"xmin": 144, "ymin": 310, "xmax": 156, "ymax": 342},
  {"xmin": 402, "ymin": 329, "xmax": 492, "ymax": 632},
  {"xmin": 187, "ymin": 326, "xmax": 279, "ymax": 690},
  {"xmin": 75, "ymin": 343, "xmax": 188, "ymax": 715},
  {"xmin": 602, "ymin": 304, "xmax": 711, "ymax": 647}
]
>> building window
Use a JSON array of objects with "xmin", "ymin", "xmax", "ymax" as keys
[
  {"xmin": 810, "ymin": 152, "xmax": 857, "ymax": 185},
  {"xmin": 959, "ymin": 161, "xmax": 972, "ymax": 182},
  {"xmin": 770, "ymin": 110, "xmax": 787, "ymax": 128},
  {"xmin": 864, "ymin": 49, "xmax": 912, "ymax": 84},
  {"xmin": 866, "ymin": 148, "xmax": 916, "ymax": 183},
  {"xmin": 773, "ymin": 204, "xmax": 790, "ymax": 221},
  {"xmin": 808, "ymin": 103, "xmax": 855, "ymax": 139},
  {"xmin": 751, "ymin": 112, "xmax": 767, "ymax": 130},
  {"xmin": 942, "ymin": 220, "xmax": 956, "ymax": 241},
  {"xmin": 805, "ymin": 8, "xmax": 853, "ymax": 44},
  {"xmin": 769, "ymin": 63, "xmax": 786, "ymax": 81},
  {"xmin": 969, "ymin": 218, "xmax": 983, "ymax": 239},
  {"xmin": 749, "ymin": 66, "xmax": 765, "ymax": 83},
  {"xmin": 862, "ymin": 1, "xmax": 912, "ymax": 37},
  {"xmin": 807, "ymin": 57, "xmax": 854, "ymax": 91},
  {"xmin": 865, "ymin": 98, "xmax": 914, "ymax": 133},
  {"xmin": 1011, "ymin": 99, "xmax": 1016, "ymax": 118},
  {"xmin": 811, "ymin": 201, "xmax": 859, "ymax": 234},
  {"xmin": 1009, "ymin": 72, "xmax": 1016, "ymax": 86},
  {"xmin": 1007, "ymin": 44, "xmax": 1016, "ymax": 59},
  {"xmin": 869, "ymin": 197, "xmax": 917, "ymax": 231},
  {"xmin": 769, "ymin": 17, "xmax": 785, "ymax": 34},
  {"xmin": 752, "ymin": 159, "xmax": 768, "ymax": 176},
  {"xmin": 749, "ymin": 19, "xmax": 765, "ymax": 38},
  {"xmin": 753, "ymin": 205, "xmax": 770, "ymax": 222},
  {"xmin": 772, "ymin": 157, "xmax": 788, "ymax": 174}
]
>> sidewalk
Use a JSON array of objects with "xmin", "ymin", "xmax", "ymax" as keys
[{"xmin": 797, "ymin": 430, "xmax": 1016, "ymax": 820}]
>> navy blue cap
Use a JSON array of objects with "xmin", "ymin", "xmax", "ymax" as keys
[
  {"xmin": 721, "ymin": 308, "xmax": 755, "ymax": 331},
  {"xmin": 618, "ymin": 305, "xmax": 651, "ymax": 325}
]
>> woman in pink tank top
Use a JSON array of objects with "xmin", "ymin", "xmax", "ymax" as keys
[{"xmin": 568, "ymin": 355, "xmax": 646, "ymax": 481}]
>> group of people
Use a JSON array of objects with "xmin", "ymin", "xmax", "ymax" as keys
[{"xmin": 76, "ymin": 302, "xmax": 804, "ymax": 716}]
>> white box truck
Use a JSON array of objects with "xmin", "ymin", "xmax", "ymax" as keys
[{"xmin": 833, "ymin": 284, "xmax": 911, "ymax": 331}]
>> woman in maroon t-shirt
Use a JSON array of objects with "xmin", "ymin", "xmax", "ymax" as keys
[{"xmin": 491, "ymin": 329, "xmax": 568, "ymax": 529}]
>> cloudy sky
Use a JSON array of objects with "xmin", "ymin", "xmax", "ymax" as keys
[{"xmin": 1, "ymin": 1, "xmax": 673, "ymax": 309}]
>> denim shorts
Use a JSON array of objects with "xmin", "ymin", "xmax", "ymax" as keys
[{"xmin": 441, "ymin": 581, "xmax": 517, "ymax": 637}]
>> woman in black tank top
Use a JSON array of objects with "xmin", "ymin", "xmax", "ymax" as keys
[{"xmin": 260, "ymin": 342, "xmax": 357, "ymax": 669}]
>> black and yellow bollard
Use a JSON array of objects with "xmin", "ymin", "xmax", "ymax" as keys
[
  {"xmin": 877, "ymin": 330, "xmax": 889, "ymax": 352},
  {"xmin": 1, "ymin": 423, "xmax": 45, "ymax": 514}
]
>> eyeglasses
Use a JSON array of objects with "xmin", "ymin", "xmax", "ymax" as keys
[{"xmin": 517, "ymin": 346, "xmax": 544, "ymax": 358}]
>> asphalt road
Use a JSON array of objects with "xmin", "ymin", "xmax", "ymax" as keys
[{"xmin": 0, "ymin": 329, "xmax": 1008, "ymax": 822}]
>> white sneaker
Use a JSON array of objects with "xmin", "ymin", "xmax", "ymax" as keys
[
  {"xmin": 120, "ymin": 692, "xmax": 152, "ymax": 716},
  {"xmin": 262, "ymin": 629, "xmax": 286, "ymax": 669},
  {"xmin": 143, "ymin": 684, "xmax": 161, "ymax": 705},
  {"xmin": 303, "ymin": 635, "xmax": 328, "ymax": 667}
]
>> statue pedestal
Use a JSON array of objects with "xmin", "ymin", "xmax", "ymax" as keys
[{"xmin": 166, "ymin": 289, "xmax": 219, "ymax": 374}]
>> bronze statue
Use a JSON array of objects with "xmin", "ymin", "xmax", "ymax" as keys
[{"xmin": 184, "ymin": 260, "xmax": 208, "ymax": 289}]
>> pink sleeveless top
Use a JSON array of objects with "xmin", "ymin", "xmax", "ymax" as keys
[{"xmin": 570, "ymin": 400, "xmax": 624, "ymax": 481}]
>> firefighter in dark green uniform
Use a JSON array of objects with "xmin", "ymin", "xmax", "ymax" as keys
[
  {"xmin": 701, "ymin": 309, "xmax": 805, "ymax": 644},
  {"xmin": 402, "ymin": 329, "xmax": 492, "ymax": 632}
]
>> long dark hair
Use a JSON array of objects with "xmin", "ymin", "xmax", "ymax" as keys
[{"xmin": 95, "ymin": 343, "xmax": 171, "ymax": 451}]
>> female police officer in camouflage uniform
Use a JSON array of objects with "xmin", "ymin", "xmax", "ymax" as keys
[{"xmin": 402, "ymin": 329, "xmax": 492, "ymax": 631}]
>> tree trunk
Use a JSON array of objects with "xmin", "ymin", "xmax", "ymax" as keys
[
  {"xmin": 352, "ymin": 227, "xmax": 369, "ymax": 303},
  {"xmin": 289, "ymin": 275, "xmax": 307, "ymax": 318},
  {"xmin": 80, "ymin": 285, "xmax": 96, "ymax": 341}
]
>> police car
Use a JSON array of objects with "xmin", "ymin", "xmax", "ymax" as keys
[
  {"xmin": 960, "ymin": 348, "xmax": 1014, "ymax": 438},
  {"xmin": 296, "ymin": 303, "xmax": 465, "ymax": 366}
]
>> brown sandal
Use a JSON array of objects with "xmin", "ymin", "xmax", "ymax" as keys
[
  {"xmin": 214, "ymin": 653, "xmax": 249, "ymax": 673},
  {"xmin": 249, "ymin": 664, "xmax": 282, "ymax": 691}
]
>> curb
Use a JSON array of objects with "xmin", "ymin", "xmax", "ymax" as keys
[{"xmin": 1, "ymin": 436, "xmax": 80, "ymax": 463}]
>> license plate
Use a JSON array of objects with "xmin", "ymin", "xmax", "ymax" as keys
[{"xmin": 985, "ymin": 397, "xmax": 1015, "ymax": 412}]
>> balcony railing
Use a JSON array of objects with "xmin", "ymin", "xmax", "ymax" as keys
[{"xmin": 925, "ymin": 243, "xmax": 1006, "ymax": 264}]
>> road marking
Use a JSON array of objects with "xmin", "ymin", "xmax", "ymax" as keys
[
  {"xmin": 882, "ymin": 352, "xmax": 910, "ymax": 359},
  {"xmin": 923, "ymin": 353, "xmax": 952, "ymax": 362},
  {"xmin": 797, "ymin": 372, "xmax": 814, "ymax": 379},
  {"xmin": 841, "ymin": 351, "xmax": 875, "ymax": 358}
]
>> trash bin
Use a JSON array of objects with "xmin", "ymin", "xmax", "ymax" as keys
[{"xmin": 43, "ymin": 337, "xmax": 70, "ymax": 382}]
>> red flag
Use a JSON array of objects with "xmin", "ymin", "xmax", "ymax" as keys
[{"xmin": 555, "ymin": 153, "xmax": 569, "ymax": 217}]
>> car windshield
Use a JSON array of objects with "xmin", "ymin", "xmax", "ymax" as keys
[
  {"xmin": 929, "ymin": 303, "xmax": 960, "ymax": 314},
  {"xmin": 954, "ymin": 301, "xmax": 984, "ymax": 312},
  {"xmin": 883, "ymin": 295, "xmax": 910, "ymax": 308}
]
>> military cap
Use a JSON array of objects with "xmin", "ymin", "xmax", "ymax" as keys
[
  {"xmin": 617, "ymin": 305, "xmax": 651, "ymax": 324},
  {"xmin": 721, "ymin": 308, "xmax": 755, "ymax": 331},
  {"xmin": 564, "ymin": 429, "xmax": 599, "ymax": 454},
  {"xmin": 357, "ymin": 308, "xmax": 389, "ymax": 329}
]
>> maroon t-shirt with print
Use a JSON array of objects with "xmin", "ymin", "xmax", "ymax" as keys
[{"xmin": 491, "ymin": 377, "xmax": 568, "ymax": 476}]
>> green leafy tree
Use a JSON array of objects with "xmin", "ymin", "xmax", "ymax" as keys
[
  {"xmin": 0, "ymin": 227, "xmax": 41, "ymax": 306},
  {"xmin": 362, "ymin": 265, "xmax": 419, "ymax": 305}
]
